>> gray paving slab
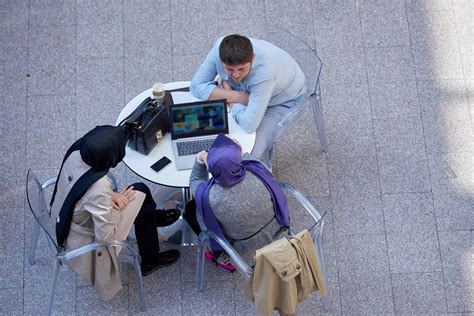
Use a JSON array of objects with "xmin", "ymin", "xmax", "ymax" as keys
[
  {"xmin": 438, "ymin": 230, "xmax": 474, "ymax": 313},
  {"xmin": 338, "ymin": 271, "xmax": 394, "ymax": 314},
  {"xmin": 336, "ymin": 233, "xmax": 390, "ymax": 277},
  {"xmin": 382, "ymin": 192, "xmax": 437, "ymax": 233},
  {"xmin": 124, "ymin": 21, "xmax": 172, "ymax": 101},
  {"xmin": 405, "ymin": 0, "xmax": 453, "ymax": 13},
  {"xmin": 431, "ymin": 177, "xmax": 474, "ymax": 231},
  {"xmin": 369, "ymin": 81, "xmax": 420, "ymax": 119},
  {"xmin": 427, "ymin": 152, "xmax": 474, "ymax": 186},
  {"xmin": 0, "ymin": 27, "xmax": 27, "ymax": 62},
  {"xmin": 386, "ymin": 230, "xmax": 442, "ymax": 273},
  {"xmin": 374, "ymin": 116, "xmax": 425, "ymax": 152},
  {"xmin": 392, "ymin": 272, "xmax": 447, "ymax": 314},
  {"xmin": 217, "ymin": 0, "xmax": 264, "ymax": 20},
  {"xmin": 423, "ymin": 111, "xmax": 474, "ymax": 153},
  {"xmin": 181, "ymin": 281, "xmax": 235, "ymax": 315},
  {"xmin": 322, "ymin": 82, "xmax": 372, "ymax": 126},
  {"xmin": 26, "ymin": 95, "xmax": 76, "ymax": 170},
  {"xmin": 0, "ymin": 61, "xmax": 27, "ymax": 96},
  {"xmin": 365, "ymin": 46, "xmax": 416, "ymax": 84},
  {"xmin": 29, "ymin": 0, "xmax": 75, "ymax": 27},
  {"xmin": 0, "ymin": 254, "xmax": 23, "ymax": 290},
  {"xmin": 276, "ymin": 140, "xmax": 329, "ymax": 197},
  {"xmin": 328, "ymin": 155, "xmax": 380, "ymax": 198},
  {"xmin": 170, "ymin": 0, "xmax": 219, "ymax": 56},
  {"xmin": 76, "ymin": 0, "xmax": 123, "ymax": 25},
  {"xmin": 128, "ymin": 278, "xmax": 182, "ymax": 315},
  {"xmin": 416, "ymin": 79, "xmax": 470, "ymax": 116},
  {"xmin": 27, "ymin": 26, "xmax": 75, "ymax": 96},
  {"xmin": 76, "ymin": 58, "xmax": 124, "ymax": 132},
  {"xmin": 123, "ymin": 0, "xmax": 170, "ymax": 25},
  {"xmin": 359, "ymin": 0, "xmax": 410, "ymax": 48},
  {"xmin": 332, "ymin": 193, "xmax": 385, "ymax": 235},
  {"xmin": 76, "ymin": 23, "xmax": 124, "ymax": 59},
  {"xmin": 0, "ymin": 0, "xmax": 28, "ymax": 28},
  {"xmin": 407, "ymin": 10, "xmax": 464, "ymax": 80},
  {"xmin": 217, "ymin": 18, "xmax": 267, "ymax": 40},
  {"xmin": 0, "ymin": 288, "xmax": 23, "ymax": 314},
  {"xmin": 75, "ymin": 285, "xmax": 129, "ymax": 314},
  {"xmin": 0, "ymin": 207, "xmax": 24, "ymax": 255},
  {"xmin": 377, "ymin": 149, "xmax": 431, "ymax": 194},
  {"xmin": 266, "ymin": 0, "xmax": 316, "ymax": 50},
  {"xmin": 0, "ymin": 95, "xmax": 26, "ymax": 170},
  {"xmin": 172, "ymin": 53, "xmax": 204, "ymax": 83}
]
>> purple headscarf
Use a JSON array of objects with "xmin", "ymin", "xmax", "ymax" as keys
[{"xmin": 194, "ymin": 134, "xmax": 289, "ymax": 252}]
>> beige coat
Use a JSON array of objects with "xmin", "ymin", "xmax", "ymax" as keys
[
  {"xmin": 50, "ymin": 151, "xmax": 142, "ymax": 301},
  {"xmin": 244, "ymin": 230, "xmax": 327, "ymax": 316}
]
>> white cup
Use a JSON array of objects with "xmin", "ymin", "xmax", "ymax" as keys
[{"xmin": 151, "ymin": 82, "xmax": 165, "ymax": 104}]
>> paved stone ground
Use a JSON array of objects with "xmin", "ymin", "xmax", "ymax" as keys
[{"xmin": 1, "ymin": 0, "xmax": 473, "ymax": 315}]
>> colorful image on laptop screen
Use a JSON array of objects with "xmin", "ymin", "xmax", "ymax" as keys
[{"xmin": 172, "ymin": 102, "xmax": 226, "ymax": 136}]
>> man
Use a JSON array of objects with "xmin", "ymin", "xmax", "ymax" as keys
[{"xmin": 190, "ymin": 34, "xmax": 306, "ymax": 159}]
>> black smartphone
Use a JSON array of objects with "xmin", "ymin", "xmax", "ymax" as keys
[{"xmin": 150, "ymin": 156, "xmax": 171, "ymax": 173}]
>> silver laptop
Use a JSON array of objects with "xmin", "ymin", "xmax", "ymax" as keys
[{"xmin": 170, "ymin": 99, "xmax": 229, "ymax": 170}]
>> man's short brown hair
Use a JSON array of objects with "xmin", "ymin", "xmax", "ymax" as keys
[{"xmin": 219, "ymin": 34, "xmax": 253, "ymax": 66}]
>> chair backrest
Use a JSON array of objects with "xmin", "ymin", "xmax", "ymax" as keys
[
  {"xmin": 26, "ymin": 169, "xmax": 59, "ymax": 252},
  {"xmin": 266, "ymin": 25, "xmax": 323, "ymax": 97}
]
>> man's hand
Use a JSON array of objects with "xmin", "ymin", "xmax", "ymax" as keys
[
  {"xmin": 221, "ymin": 80, "xmax": 233, "ymax": 90},
  {"xmin": 210, "ymin": 82, "xmax": 250, "ymax": 106},
  {"xmin": 111, "ymin": 186, "xmax": 136, "ymax": 211}
]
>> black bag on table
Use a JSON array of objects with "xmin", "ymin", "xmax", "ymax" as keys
[{"xmin": 119, "ymin": 97, "xmax": 170, "ymax": 155}]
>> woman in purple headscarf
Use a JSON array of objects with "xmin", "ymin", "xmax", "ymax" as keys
[{"xmin": 187, "ymin": 134, "xmax": 290, "ymax": 272}]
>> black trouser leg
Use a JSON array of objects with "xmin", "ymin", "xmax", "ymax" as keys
[
  {"xmin": 131, "ymin": 182, "xmax": 160, "ymax": 258},
  {"xmin": 182, "ymin": 199, "xmax": 202, "ymax": 236}
]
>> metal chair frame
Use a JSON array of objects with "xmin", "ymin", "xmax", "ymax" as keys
[
  {"xmin": 264, "ymin": 26, "xmax": 328, "ymax": 170},
  {"xmin": 195, "ymin": 182, "xmax": 332, "ymax": 311},
  {"xmin": 26, "ymin": 169, "xmax": 146, "ymax": 315}
]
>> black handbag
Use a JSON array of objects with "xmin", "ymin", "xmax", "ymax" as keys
[{"xmin": 119, "ymin": 97, "xmax": 170, "ymax": 155}]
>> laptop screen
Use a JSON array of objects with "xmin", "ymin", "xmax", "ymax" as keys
[{"xmin": 170, "ymin": 100, "xmax": 228, "ymax": 139}]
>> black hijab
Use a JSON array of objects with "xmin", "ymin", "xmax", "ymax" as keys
[{"xmin": 50, "ymin": 125, "xmax": 129, "ymax": 248}]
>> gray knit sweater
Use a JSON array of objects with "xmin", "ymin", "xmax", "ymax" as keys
[{"xmin": 189, "ymin": 154, "xmax": 282, "ymax": 254}]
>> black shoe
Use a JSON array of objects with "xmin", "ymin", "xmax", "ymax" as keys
[
  {"xmin": 156, "ymin": 208, "xmax": 181, "ymax": 227},
  {"xmin": 141, "ymin": 249, "xmax": 180, "ymax": 276}
]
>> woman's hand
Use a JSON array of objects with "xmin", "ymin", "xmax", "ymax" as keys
[
  {"xmin": 111, "ymin": 186, "xmax": 136, "ymax": 211},
  {"xmin": 198, "ymin": 151, "xmax": 209, "ymax": 169}
]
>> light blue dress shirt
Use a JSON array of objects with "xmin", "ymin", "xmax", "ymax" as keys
[{"xmin": 190, "ymin": 37, "xmax": 306, "ymax": 133}]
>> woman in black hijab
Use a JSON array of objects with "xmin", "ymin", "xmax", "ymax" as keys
[{"xmin": 50, "ymin": 125, "xmax": 180, "ymax": 300}]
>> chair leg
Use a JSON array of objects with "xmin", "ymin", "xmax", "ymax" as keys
[
  {"xmin": 315, "ymin": 232, "xmax": 332, "ymax": 311},
  {"xmin": 132, "ymin": 254, "xmax": 146, "ymax": 312},
  {"xmin": 28, "ymin": 222, "xmax": 41, "ymax": 265},
  {"xmin": 196, "ymin": 235, "xmax": 207, "ymax": 291},
  {"xmin": 47, "ymin": 259, "xmax": 60, "ymax": 315},
  {"xmin": 312, "ymin": 96, "xmax": 328, "ymax": 152}
]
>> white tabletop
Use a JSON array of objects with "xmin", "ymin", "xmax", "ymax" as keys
[{"xmin": 116, "ymin": 81, "xmax": 255, "ymax": 188}]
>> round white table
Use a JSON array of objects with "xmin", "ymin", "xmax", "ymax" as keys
[{"xmin": 116, "ymin": 81, "xmax": 255, "ymax": 245}]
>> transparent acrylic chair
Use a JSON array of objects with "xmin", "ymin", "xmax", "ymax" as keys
[
  {"xmin": 26, "ymin": 169, "xmax": 146, "ymax": 315},
  {"xmin": 195, "ymin": 182, "xmax": 332, "ymax": 311},
  {"xmin": 264, "ymin": 25, "xmax": 328, "ymax": 170}
]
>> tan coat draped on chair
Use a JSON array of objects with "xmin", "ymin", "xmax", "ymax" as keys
[
  {"xmin": 245, "ymin": 229, "xmax": 327, "ymax": 316},
  {"xmin": 51, "ymin": 151, "xmax": 143, "ymax": 301}
]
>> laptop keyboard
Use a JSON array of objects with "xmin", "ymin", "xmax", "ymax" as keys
[{"xmin": 177, "ymin": 138, "xmax": 215, "ymax": 156}]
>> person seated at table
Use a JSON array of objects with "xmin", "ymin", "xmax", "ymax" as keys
[
  {"xmin": 186, "ymin": 134, "xmax": 290, "ymax": 272},
  {"xmin": 189, "ymin": 34, "xmax": 306, "ymax": 159},
  {"xmin": 50, "ymin": 125, "xmax": 181, "ymax": 301}
]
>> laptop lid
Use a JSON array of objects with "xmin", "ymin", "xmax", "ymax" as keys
[{"xmin": 170, "ymin": 99, "xmax": 229, "ymax": 140}]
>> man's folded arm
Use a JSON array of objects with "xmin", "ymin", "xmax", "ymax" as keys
[{"xmin": 231, "ymin": 79, "xmax": 274, "ymax": 133}]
